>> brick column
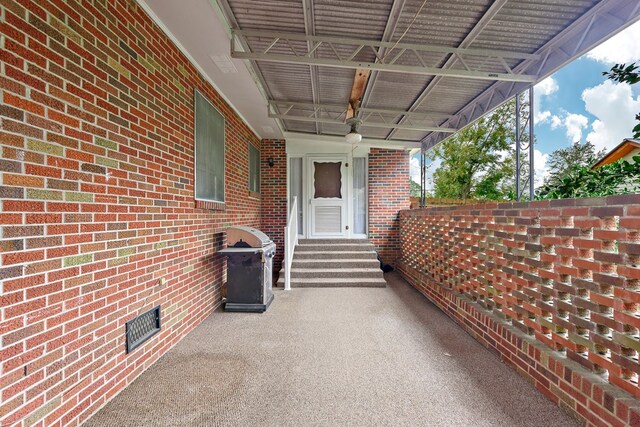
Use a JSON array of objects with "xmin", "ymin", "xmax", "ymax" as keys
[
  {"xmin": 368, "ymin": 148, "xmax": 410, "ymax": 265},
  {"xmin": 260, "ymin": 139, "xmax": 287, "ymax": 271}
]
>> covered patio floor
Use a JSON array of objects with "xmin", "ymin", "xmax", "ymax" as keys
[{"xmin": 85, "ymin": 273, "xmax": 579, "ymax": 426}]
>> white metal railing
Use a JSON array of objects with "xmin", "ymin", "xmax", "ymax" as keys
[{"xmin": 283, "ymin": 196, "xmax": 298, "ymax": 290}]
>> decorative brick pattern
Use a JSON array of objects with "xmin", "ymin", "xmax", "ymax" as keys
[
  {"xmin": 398, "ymin": 195, "xmax": 640, "ymax": 427},
  {"xmin": 0, "ymin": 1, "xmax": 261, "ymax": 426},
  {"xmin": 368, "ymin": 149, "xmax": 410, "ymax": 265},
  {"xmin": 260, "ymin": 139, "xmax": 286, "ymax": 270}
]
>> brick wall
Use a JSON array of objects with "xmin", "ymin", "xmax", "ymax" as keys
[
  {"xmin": 260, "ymin": 139, "xmax": 286, "ymax": 271},
  {"xmin": 398, "ymin": 195, "xmax": 640, "ymax": 427},
  {"xmin": 368, "ymin": 148, "xmax": 410, "ymax": 265},
  {"xmin": 0, "ymin": 1, "xmax": 261, "ymax": 426}
]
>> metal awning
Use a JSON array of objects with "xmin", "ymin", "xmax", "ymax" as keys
[{"xmin": 213, "ymin": 0, "xmax": 640, "ymax": 149}]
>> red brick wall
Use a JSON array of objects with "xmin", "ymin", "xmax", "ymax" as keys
[
  {"xmin": 368, "ymin": 149, "xmax": 410, "ymax": 265},
  {"xmin": 398, "ymin": 195, "xmax": 640, "ymax": 427},
  {"xmin": 260, "ymin": 139, "xmax": 286, "ymax": 271},
  {"xmin": 0, "ymin": 1, "xmax": 261, "ymax": 426}
]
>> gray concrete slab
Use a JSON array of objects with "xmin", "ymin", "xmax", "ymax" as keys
[{"xmin": 84, "ymin": 272, "xmax": 581, "ymax": 427}]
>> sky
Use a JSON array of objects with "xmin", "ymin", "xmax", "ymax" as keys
[{"xmin": 411, "ymin": 21, "xmax": 640, "ymax": 191}]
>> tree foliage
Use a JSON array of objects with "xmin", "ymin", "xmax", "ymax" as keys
[
  {"xmin": 536, "ymin": 156, "xmax": 640, "ymax": 200},
  {"xmin": 543, "ymin": 141, "xmax": 605, "ymax": 187},
  {"xmin": 428, "ymin": 101, "xmax": 516, "ymax": 200},
  {"xmin": 409, "ymin": 179, "xmax": 421, "ymax": 197},
  {"xmin": 603, "ymin": 62, "xmax": 640, "ymax": 138}
]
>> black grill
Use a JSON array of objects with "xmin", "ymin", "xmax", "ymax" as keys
[{"xmin": 126, "ymin": 306, "xmax": 161, "ymax": 353}]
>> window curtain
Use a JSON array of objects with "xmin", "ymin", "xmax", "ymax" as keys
[
  {"xmin": 289, "ymin": 158, "xmax": 303, "ymax": 233},
  {"xmin": 353, "ymin": 157, "xmax": 366, "ymax": 235}
]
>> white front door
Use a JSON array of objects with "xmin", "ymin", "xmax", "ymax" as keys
[{"xmin": 308, "ymin": 156, "xmax": 347, "ymax": 238}]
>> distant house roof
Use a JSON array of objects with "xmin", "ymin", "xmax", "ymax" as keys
[{"xmin": 592, "ymin": 139, "xmax": 640, "ymax": 169}]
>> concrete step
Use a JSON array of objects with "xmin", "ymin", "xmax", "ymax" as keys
[
  {"xmin": 291, "ymin": 277, "xmax": 386, "ymax": 288},
  {"xmin": 292, "ymin": 259, "xmax": 380, "ymax": 269},
  {"xmin": 298, "ymin": 239, "xmax": 371, "ymax": 244},
  {"xmin": 278, "ymin": 238, "xmax": 384, "ymax": 288},
  {"xmin": 294, "ymin": 251, "xmax": 378, "ymax": 260},
  {"xmin": 296, "ymin": 243, "xmax": 375, "ymax": 252},
  {"xmin": 290, "ymin": 268, "xmax": 383, "ymax": 279}
]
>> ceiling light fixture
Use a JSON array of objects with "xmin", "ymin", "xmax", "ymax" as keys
[
  {"xmin": 345, "ymin": 100, "xmax": 362, "ymax": 144},
  {"xmin": 345, "ymin": 117, "xmax": 362, "ymax": 144}
]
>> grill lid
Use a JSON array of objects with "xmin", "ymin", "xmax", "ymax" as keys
[{"xmin": 226, "ymin": 226, "xmax": 272, "ymax": 248}]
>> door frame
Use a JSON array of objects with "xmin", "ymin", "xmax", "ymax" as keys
[
  {"xmin": 286, "ymin": 141, "xmax": 369, "ymax": 240},
  {"xmin": 307, "ymin": 155, "xmax": 348, "ymax": 238}
]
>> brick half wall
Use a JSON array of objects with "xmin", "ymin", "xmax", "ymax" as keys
[
  {"xmin": 398, "ymin": 196, "xmax": 640, "ymax": 426},
  {"xmin": 368, "ymin": 148, "xmax": 410, "ymax": 265}
]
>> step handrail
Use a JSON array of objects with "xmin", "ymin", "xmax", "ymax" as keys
[{"xmin": 283, "ymin": 196, "xmax": 298, "ymax": 290}]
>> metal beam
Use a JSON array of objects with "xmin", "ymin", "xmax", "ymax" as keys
[
  {"xmin": 232, "ymin": 50, "xmax": 536, "ymax": 83},
  {"xmin": 234, "ymin": 29, "xmax": 539, "ymax": 60},
  {"xmin": 268, "ymin": 100, "xmax": 454, "ymax": 120},
  {"xmin": 269, "ymin": 113, "xmax": 457, "ymax": 133},
  {"xmin": 302, "ymin": 0, "xmax": 320, "ymax": 134},
  {"xmin": 387, "ymin": 0, "xmax": 509, "ymax": 140},
  {"xmin": 215, "ymin": 0, "xmax": 282, "ymax": 133},
  {"xmin": 360, "ymin": 0, "xmax": 407, "ymax": 112},
  {"xmin": 283, "ymin": 131, "xmax": 421, "ymax": 150},
  {"xmin": 231, "ymin": 29, "xmax": 538, "ymax": 83},
  {"xmin": 422, "ymin": 0, "xmax": 640, "ymax": 150}
]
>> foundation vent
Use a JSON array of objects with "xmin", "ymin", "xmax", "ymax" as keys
[{"xmin": 126, "ymin": 305, "xmax": 161, "ymax": 353}]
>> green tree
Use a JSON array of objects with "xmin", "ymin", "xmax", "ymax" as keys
[
  {"xmin": 409, "ymin": 179, "xmax": 421, "ymax": 197},
  {"xmin": 429, "ymin": 100, "xmax": 515, "ymax": 200},
  {"xmin": 536, "ymin": 156, "xmax": 640, "ymax": 200},
  {"xmin": 603, "ymin": 62, "xmax": 640, "ymax": 138},
  {"xmin": 543, "ymin": 141, "xmax": 605, "ymax": 187}
]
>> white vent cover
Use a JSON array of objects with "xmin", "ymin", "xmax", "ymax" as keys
[{"xmin": 314, "ymin": 206, "xmax": 341, "ymax": 233}]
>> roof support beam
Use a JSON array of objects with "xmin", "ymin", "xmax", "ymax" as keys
[
  {"xmin": 386, "ymin": 0, "xmax": 509, "ymax": 140},
  {"xmin": 421, "ymin": 0, "xmax": 640, "ymax": 149},
  {"xmin": 231, "ymin": 29, "xmax": 538, "ymax": 83},
  {"xmin": 346, "ymin": 69, "xmax": 370, "ymax": 119},
  {"xmin": 302, "ymin": 0, "xmax": 320, "ymax": 134},
  {"xmin": 360, "ymin": 0, "xmax": 407, "ymax": 109},
  {"xmin": 269, "ymin": 113, "xmax": 456, "ymax": 133},
  {"xmin": 268, "ymin": 100, "xmax": 454, "ymax": 120},
  {"xmin": 215, "ymin": 0, "xmax": 282, "ymax": 132},
  {"xmin": 267, "ymin": 101, "xmax": 456, "ymax": 132}
]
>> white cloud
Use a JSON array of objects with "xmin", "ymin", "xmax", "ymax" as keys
[
  {"xmin": 550, "ymin": 112, "xmax": 589, "ymax": 142},
  {"xmin": 582, "ymin": 80, "xmax": 640, "ymax": 152},
  {"xmin": 534, "ymin": 149, "xmax": 549, "ymax": 188},
  {"xmin": 586, "ymin": 21, "xmax": 640, "ymax": 65},
  {"xmin": 533, "ymin": 77, "xmax": 558, "ymax": 125},
  {"xmin": 535, "ymin": 77, "xmax": 559, "ymax": 97},
  {"xmin": 410, "ymin": 156, "xmax": 420, "ymax": 183},
  {"xmin": 535, "ymin": 110, "xmax": 551, "ymax": 124}
]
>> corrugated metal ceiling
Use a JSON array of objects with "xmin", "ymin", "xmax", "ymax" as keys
[{"xmin": 220, "ymin": 0, "xmax": 639, "ymax": 147}]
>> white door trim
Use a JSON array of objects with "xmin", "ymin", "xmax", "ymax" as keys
[
  {"xmin": 307, "ymin": 155, "xmax": 347, "ymax": 238},
  {"xmin": 286, "ymin": 143, "xmax": 370, "ymax": 240}
]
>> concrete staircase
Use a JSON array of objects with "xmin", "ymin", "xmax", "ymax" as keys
[{"xmin": 277, "ymin": 239, "xmax": 386, "ymax": 288}]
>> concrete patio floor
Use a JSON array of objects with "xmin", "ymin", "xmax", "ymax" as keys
[{"xmin": 85, "ymin": 272, "xmax": 580, "ymax": 427}]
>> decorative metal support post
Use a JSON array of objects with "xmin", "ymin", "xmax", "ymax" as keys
[
  {"xmin": 514, "ymin": 87, "xmax": 535, "ymax": 201},
  {"xmin": 515, "ymin": 95, "xmax": 521, "ymax": 200},
  {"xmin": 420, "ymin": 145, "xmax": 426, "ymax": 208},
  {"xmin": 528, "ymin": 86, "xmax": 535, "ymax": 200}
]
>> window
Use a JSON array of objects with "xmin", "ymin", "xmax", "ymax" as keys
[
  {"xmin": 248, "ymin": 142, "xmax": 260, "ymax": 193},
  {"xmin": 194, "ymin": 90, "xmax": 225, "ymax": 203}
]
